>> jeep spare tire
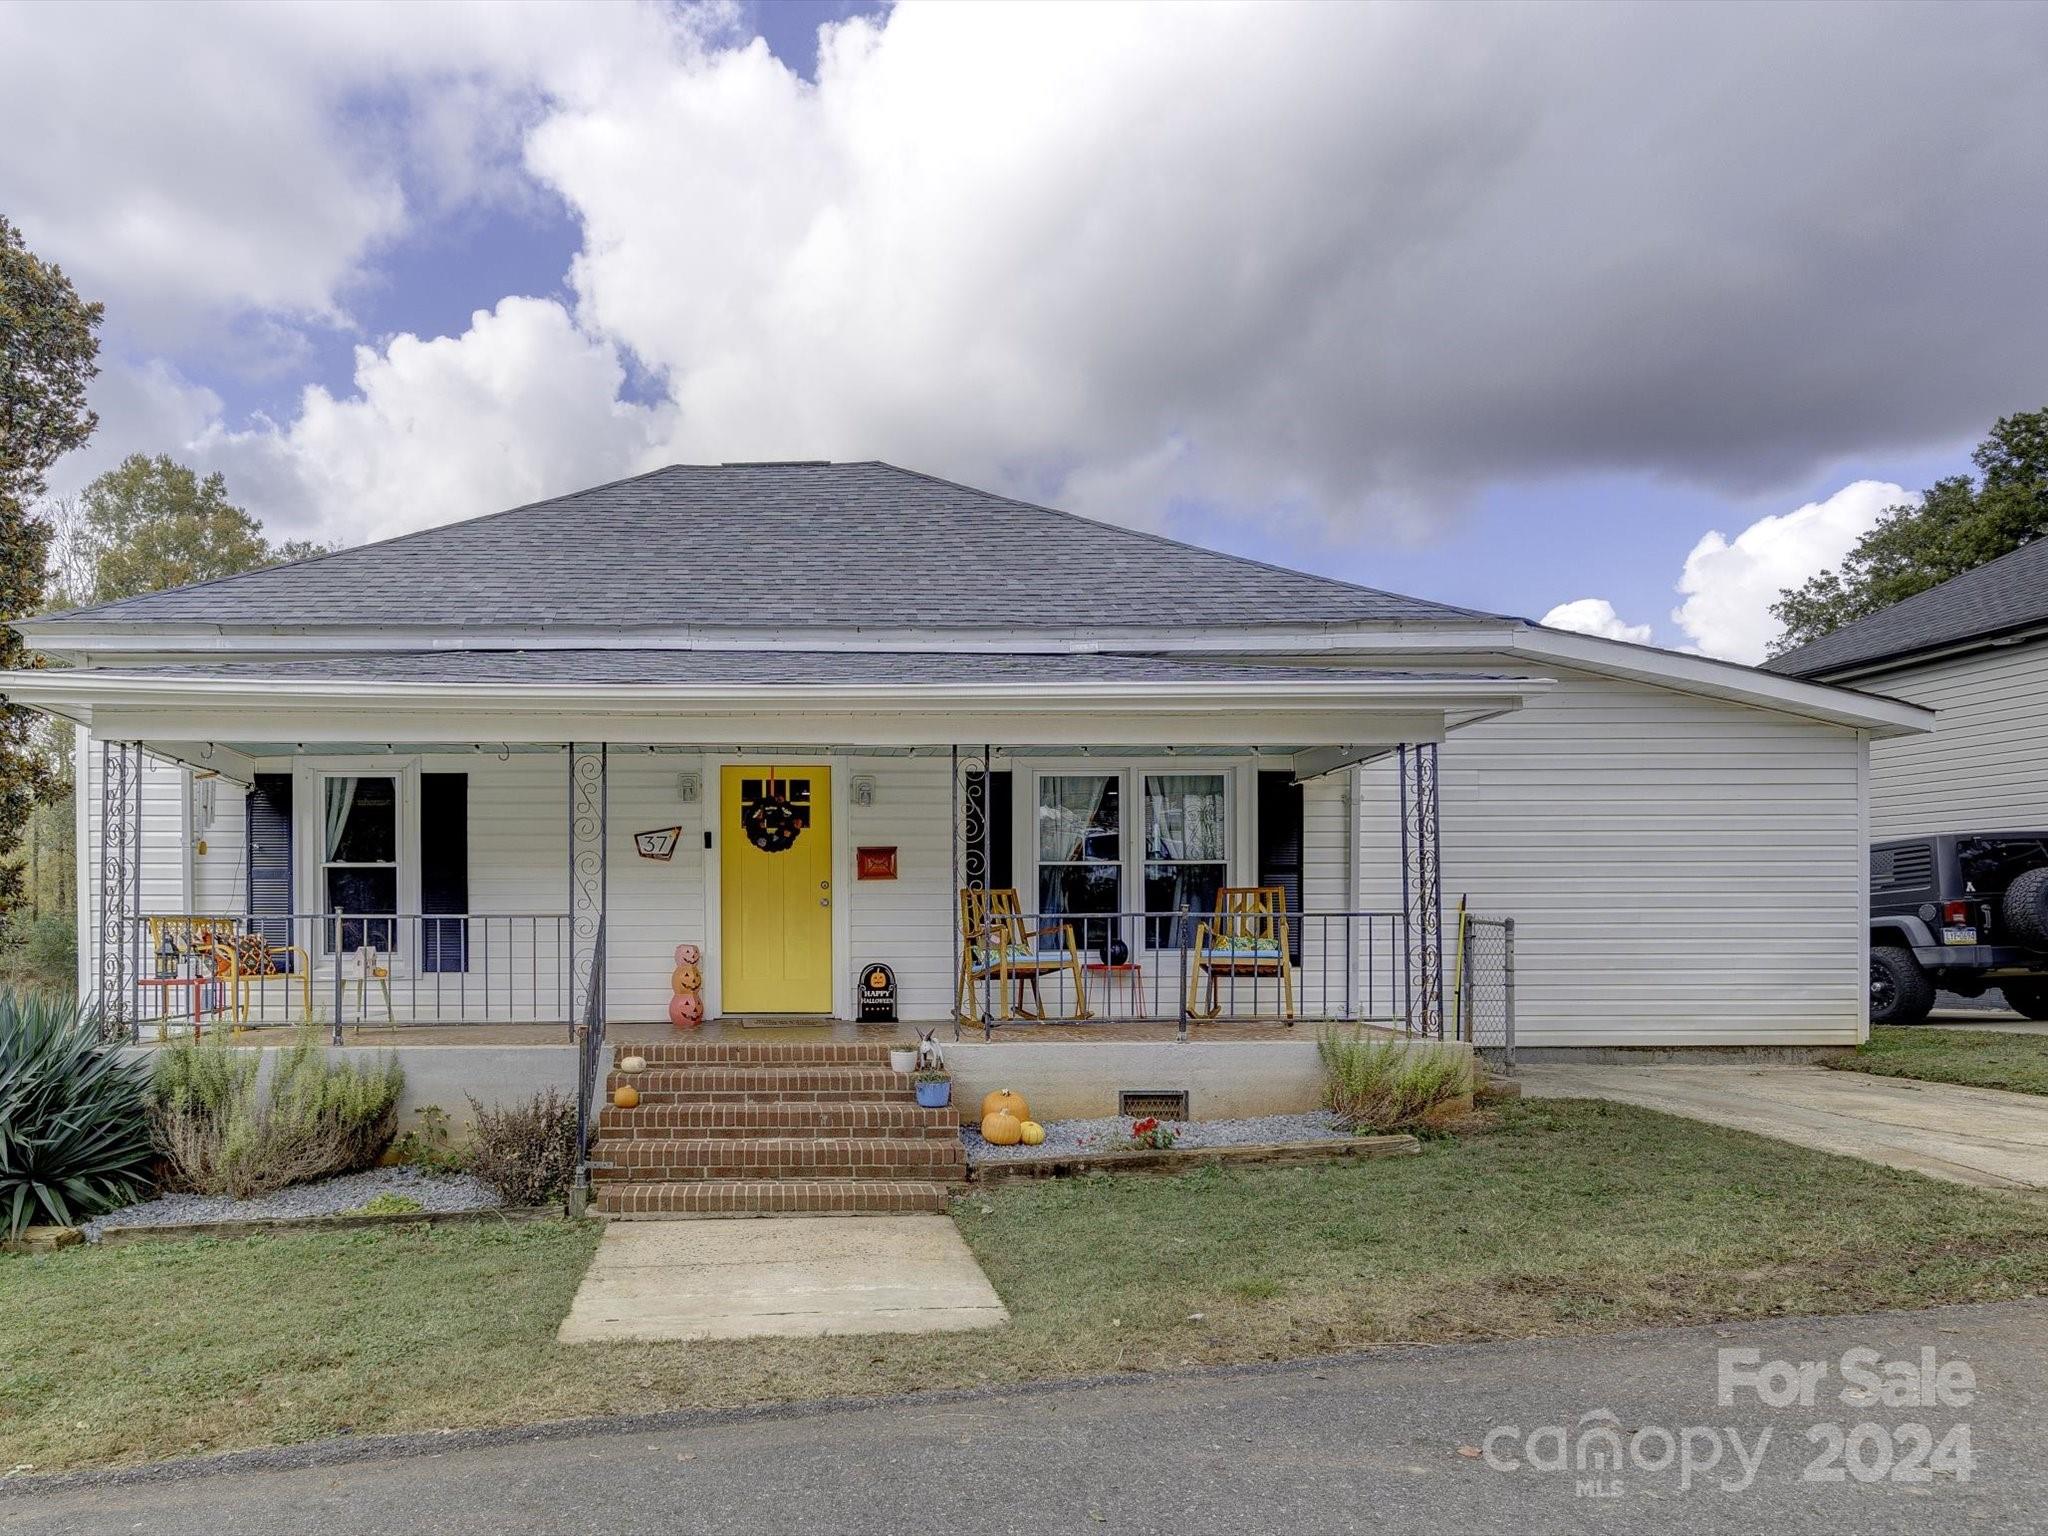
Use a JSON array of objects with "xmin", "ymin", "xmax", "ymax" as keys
[
  {"xmin": 2003, "ymin": 867, "xmax": 2048, "ymax": 948},
  {"xmin": 1869, "ymin": 946, "xmax": 1934, "ymax": 1026}
]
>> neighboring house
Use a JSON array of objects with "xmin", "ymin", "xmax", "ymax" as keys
[
  {"xmin": 1766, "ymin": 536, "xmax": 2048, "ymax": 839},
  {"xmin": 6, "ymin": 461, "xmax": 1928, "ymax": 1052}
]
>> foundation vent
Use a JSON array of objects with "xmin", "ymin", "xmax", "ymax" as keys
[{"xmin": 1118, "ymin": 1089, "xmax": 1190, "ymax": 1120}]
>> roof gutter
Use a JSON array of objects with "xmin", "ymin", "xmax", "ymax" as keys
[
  {"xmin": 1780, "ymin": 620, "xmax": 2048, "ymax": 688},
  {"xmin": 0, "ymin": 668, "xmax": 1546, "ymax": 718}
]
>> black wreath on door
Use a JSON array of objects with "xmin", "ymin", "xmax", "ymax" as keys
[{"xmin": 741, "ymin": 771, "xmax": 810, "ymax": 853}]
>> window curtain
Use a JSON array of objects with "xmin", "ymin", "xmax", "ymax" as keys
[
  {"xmin": 324, "ymin": 777, "xmax": 358, "ymax": 861},
  {"xmin": 1145, "ymin": 775, "xmax": 1226, "ymax": 863}
]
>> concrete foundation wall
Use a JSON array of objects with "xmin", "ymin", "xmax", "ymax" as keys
[{"xmin": 125, "ymin": 1038, "xmax": 1472, "ymax": 1127}]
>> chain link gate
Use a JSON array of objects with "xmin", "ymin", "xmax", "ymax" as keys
[{"xmin": 1454, "ymin": 911, "xmax": 1516, "ymax": 1071}]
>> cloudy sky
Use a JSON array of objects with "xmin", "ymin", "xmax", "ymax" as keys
[{"xmin": 4, "ymin": 0, "xmax": 2045, "ymax": 660}]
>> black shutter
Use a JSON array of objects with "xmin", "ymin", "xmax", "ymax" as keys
[
  {"xmin": 246, "ymin": 773, "xmax": 295, "ymax": 963},
  {"xmin": 1256, "ymin": 770, "xmax": 1304, "ymax": 962},
  {"xmin": 420, "ymin": 773, "xmax": 469, "ymax": 972},
  {"xmin": 965, "ymin": 770, "xmax": 1013, "ymax": 892}
]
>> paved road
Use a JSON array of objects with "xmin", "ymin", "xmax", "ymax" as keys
[
  {"xmin": 1522, "ymin": 1064, "xmax": 2048, "ymax": 1189},
  {"xmin": 5, "ymin": 1301, "xmax": 2043, "ymax": 1535}
]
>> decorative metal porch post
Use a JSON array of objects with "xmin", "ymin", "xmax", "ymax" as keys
[
  {"xmin": 1398, "ymin": 742, "xmax": 1444, "ymax": 1038},
  {"xmin": 96, "ymin": 740, "xmax": 142, "ymax": 1040},
  {"xmin": 951, "ymin": 744, "xmax": 993, "ymax": 1037},
  {"xmin": 567, "ymin": 743, "xmax": 608, "ymax": 1033}
]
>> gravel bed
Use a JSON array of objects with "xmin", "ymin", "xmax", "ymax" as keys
[
  {"xmin": 82, "ymin": 1167, "xmax": 502, "ymax": 1240},
  {"xmin": 962, "ymin": 1110, "xmax": 1351, "ymax": 1163}
]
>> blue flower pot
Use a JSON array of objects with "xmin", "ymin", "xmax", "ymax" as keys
[{"xmin": 915, "ymin": 1080, "xmax": 951, "ymax": 1108}]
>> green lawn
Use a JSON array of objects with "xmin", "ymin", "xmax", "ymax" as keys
[
  {"xmin": 6, "ymin": 1098, "xmax": 2048, "ymax": 1474},
  {"xmin": 1828, "ymin": 1024, "xmax": 2048, "ymax": 1096}
]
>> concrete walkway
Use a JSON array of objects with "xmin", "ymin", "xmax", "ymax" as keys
[
  {"xmin": 556, "ymin": 1216, "xmax": 1009, "ymax": 1344},
  {"xmin": 1522, "ymin": 1064, "xmax": 2048, "ymax": 1190}
]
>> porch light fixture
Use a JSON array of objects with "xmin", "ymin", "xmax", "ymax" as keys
[
  {"xmin": 851, "ymin": 775, "xmax": 877, "ymax": 808},
  {"xmin": 676, "ymin": 772, "xmax": 701, "ymax": 804}
]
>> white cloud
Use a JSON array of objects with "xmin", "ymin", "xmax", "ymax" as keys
[
  {"xmin": 1671, "ymin": 481, "xmax": 1910, "ymax": 663},
  {"xmin": 11, "ymin": 1, "xmax": 2048, "ymax": 554},
  {"xmin": 520, "ymin": 2, "xmax": 2048, "ymax": 533},
  {"xmin": 1540, "ymin": 598, "xmax": 1654, "ymax": 645},
  {"xmin": 195, "ymin": 297, "xmax": 675, "ymax": 544},
  {"xmin": 0, "ymin": 1, "xmax": 689, "ymax": 345}
]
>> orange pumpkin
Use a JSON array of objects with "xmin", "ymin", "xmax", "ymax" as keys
[
  {"xmin": 613, "ymin": 1083, "xmax": 640, "ymax": 1109},
  {"xmin": 671, "ymin": 963, "xmax": 703, "ymax": 993},
  {"xmin": 980, "ymin": 1109, "xmax": 1023, "ymax": 1146},
  {"xmin": 980, "ymin": 1088, "xmax": 1029, "ymax": 1124}
]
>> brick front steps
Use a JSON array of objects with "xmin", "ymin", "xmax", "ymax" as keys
[{"xmin": 591, "ymin": 1041, "xmax": 963, "ymax": 1218}]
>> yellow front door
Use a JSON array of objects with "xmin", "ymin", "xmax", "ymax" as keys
[{"xmin": 720, "ymin": 765, "xmax": 833, "ymax": 1013}]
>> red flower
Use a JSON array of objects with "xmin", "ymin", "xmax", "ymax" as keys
[{"xmin": 1132, "ymin": 1117, "xmax": 1158, "ymax": 1135}]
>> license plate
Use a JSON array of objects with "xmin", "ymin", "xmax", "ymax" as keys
[{"xmin": 1942, "ymin": 926, "xmax": 1978, "ymax": 946}]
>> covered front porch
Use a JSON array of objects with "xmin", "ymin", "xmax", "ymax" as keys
[{"xmin": 45, "ymin": 657, "xmax": 1537, "ymax": 1057}]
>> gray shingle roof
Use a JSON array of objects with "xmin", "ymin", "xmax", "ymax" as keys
[
  {"xmin": 89, "ymin": 650, "xmax": 1513, "ymax": 688},
  {"xmin": 39, "ymin": 462, "xmax": 1486, "ymax": 632},
  {"xmin": 1765, "ymin": 536, "xmax": 2048, "ymax": 678}
]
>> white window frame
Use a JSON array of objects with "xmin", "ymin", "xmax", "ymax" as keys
[
  {"xmin": 292, "ymin": 757, "xmax": 422, "ymax": 969},
  {"xmin": 1022, "ymin": 760, "xmax": 1249, "ymax": 952}
]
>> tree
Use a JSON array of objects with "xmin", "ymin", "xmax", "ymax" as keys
[
  {"xmin": 1770, "ymin": 409, "xmax": 2048, "ymax": 655},
  {"xmin": 60, "ymin": 454, "xmax": 327, "ymax": 607},
  {"xmin": 0, "ymin": 215, "xmax": 102, "ymax": 920}
]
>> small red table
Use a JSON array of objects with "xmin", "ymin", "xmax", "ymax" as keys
[
  {"xmin": 137, "ymin": 975, "xmax": 226, "ymax": 1032},
  {"xmin": 1083, "ymin": 962, "xmax": 1146, "ymax": 1019}
]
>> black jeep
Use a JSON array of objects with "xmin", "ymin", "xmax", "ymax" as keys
[{"xmin": 1869, "ymin": 833, "xmax": 2048, "ymax": 1024}]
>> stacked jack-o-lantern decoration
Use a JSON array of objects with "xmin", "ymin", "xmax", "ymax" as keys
[{"xmin": 668, "ymin": 943, "xmax": 704, "ymax": 1029}]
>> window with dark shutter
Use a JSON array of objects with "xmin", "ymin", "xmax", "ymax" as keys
[
  {"xmin": 420, "ymin": 773, "xmax": 469, "ymax": 972},
  {"xmin": 246, "ymin": 773, "xmax": 295, "ymax": 963},
  {"xmin": 1256, "ymin": 770, "xmax": 1304, "ymax": 963}
]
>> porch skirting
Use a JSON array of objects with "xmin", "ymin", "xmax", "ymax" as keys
[{"xmin": 122, "ymin": 1037, "xmax": 1465, "ymax": 1125}]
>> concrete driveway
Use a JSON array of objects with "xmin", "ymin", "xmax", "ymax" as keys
[{"xmin": 1522, "ymin": 1064, "xmax": 2048, "ymax": 1190}]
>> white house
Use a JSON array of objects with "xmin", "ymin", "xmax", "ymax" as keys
[
  {"xmin": 1767, "ymin": 535, "xmax": 2048, "ymax": 839},
  {"xmin": 7, "ymin": 461, "xmax": 1929, "ymax": 1056}
]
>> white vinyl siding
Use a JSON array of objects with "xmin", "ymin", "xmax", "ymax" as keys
[
  {"xmin": 602, "ymin": 753, "xmax": 707, "ymax": 1019},
  {"xmin": 1849, "ymin": 639, "xmax": 2048, "ymax": 839},
  {"xmin": 840, "ymin": 757, "xmax": 958, "ymax": 1022},
  {"xmin": 1352, "ymin": 663, "xmax": 1867, "ymax": 1047}
]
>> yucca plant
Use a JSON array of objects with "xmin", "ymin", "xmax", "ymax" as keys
[{"xmin": 0, "ymin": 991, "xmax": 155, "ymax": 1236}]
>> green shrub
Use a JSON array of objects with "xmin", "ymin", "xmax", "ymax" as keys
[
  {"xmin": 466, "ymin": 1090, "xmax": 576, "ymax": 1207},
  {"xmin": 149, "ymin": 1025, "xmax": 403, "ymax": 1199},
  {"xmin": 353, "ymin": 1192, "xmax": 425, "ymax": 1216},
  {"xmin": 391, "ymin": 1104, "xmax": 467, "ymax": 1172},
  {"xmin": 0, "ymin": 991, "xmax": 155, "ymax": 1235},
  {"xmin": 1316, "ymin": 1029, "xmax": 1474, "ymax": 1133},
  {"xmin": 0, "ymin": 915, "xmax": 80, "ymax": 999}
]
